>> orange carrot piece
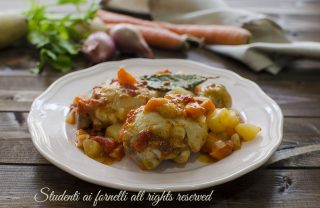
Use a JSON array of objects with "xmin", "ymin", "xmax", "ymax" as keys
[
  {"xmin": 132, "ymin": 25, "xmax": 188, "ymax": 50},
  {"xmin": 105, "ymin": 23, "xmax": 188, "ymax": 50},
  {"xmin": 185, "ymin": 103, "xmax": 205, "ymax": 118},
  {"xmin": 117, "ymin": 68, "xmax": 137, "ymax": 86},
  {"xmin": 158, "ymin": 22, "xmax": 251, "ymax": 45},
  {"xmin": 109, "ymin": 145, "xmax": 125, "ymax": 161},
  {"xmin": 97, "ymin": 10, "xmax": 158, "ymax": 27},
  {"xmin": 194, "ymin": 85, "xmax": 201, "ymax": 94},
  {"xmin": 210, "ymin": 140, "xmax": 234, "ymax": 160},
  {"xmin": 200, "ymin": 99, "xmax": 216, "ymax": 115},
  {"xmin": 202, "ymin": 132, "xmax": 219, "ymax": 153},
  {"xmin": 226, "ymin": 127, "xmax": 236, "ymax": 137},
  {"xmin": 144, "ymin": 98, "xmax": 168, "ymax": 112}
]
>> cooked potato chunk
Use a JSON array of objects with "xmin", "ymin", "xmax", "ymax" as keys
[
  {"xmin": 235, "ymin": 123, "xmax": 261, "ymax": 141},
  {"xmin": 228, "ymin": 109, "xmax": 240, "ymax": 128},
  {"xmin": 230, "ymin": 133, "xmax": 241, "ymax": 150},
  {"xmin": 83, "ymin": 139, "xmax": 104, "ymax": 158},
  {"xmin": 106, "ymin": 123, "xmax": 122, "ymax": 141},
  {"xmin": 75, "ymin": 129, "xmax": 90, "ymax": 148},
  {"xmin": 207, "ymin": 108, "xmax": 231, "ymax": 133}
]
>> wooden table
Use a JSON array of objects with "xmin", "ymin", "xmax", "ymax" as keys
[{"xmin": 0, "ymin": 0, "xmax": 320, "ymax": 207}]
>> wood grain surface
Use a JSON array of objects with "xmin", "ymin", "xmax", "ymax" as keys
[{"xmin": 0, "ymin": 0, "xmax": 319, "ymax": 207}]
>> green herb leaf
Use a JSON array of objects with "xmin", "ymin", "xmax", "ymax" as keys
[
  {"xmin": 28, "ymin": 31, "xmax": 50, "ymax": 47},
  {"xmin": 24, "ymin": 0, "xmax": 98, "ymax": 74},
  {"xmin": 141, "ymin": 74, "xmax": 209, "ymax": 91},
  {"xmin": 50, "ymin": 54, "xmax": 73, "ymax": 72},
  {"xmin": 57, "ymin": 0, "xmax": 87, "ymax": 5}
]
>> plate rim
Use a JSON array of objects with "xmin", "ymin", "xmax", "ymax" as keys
[{"xmin": 28, "ymin": 58, "xmax": 283, "ymax": 192}]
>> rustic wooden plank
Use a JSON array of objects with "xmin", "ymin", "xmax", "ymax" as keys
[
  {"xmin": 258, "ymin": 81, "xmax": 320, "ymax": 117},
  {"xmin": 0, "ymin": 90, "xmax": 40, "ymax": 101},
  {"xmin": 0, "ymin": 112, "xmax": 319, "ymax": 167},
  {"xmin": 0, "ymin": 112, "xmax": 48, "ymax": 164},
  {"xmin": 0, "ymin": 90, "xmax": 41, "ymax": 112},
  {"xmin": 0, "ymin": 137, "xmax": 48, "ymax": 164},
  {"xmin": 0, "ymin": 101, "xmax": 32, "ymax": 112},
  {"xmin": 0, "ymin": 112, "xmax": 28, "ymax": 131},
  {"xmin": 0, "ymin": 165, "xmax": 319, "ymax": 207},
  {"xmin": 0, "ymin": 75, "xmax": 60, "ymax": 91}
]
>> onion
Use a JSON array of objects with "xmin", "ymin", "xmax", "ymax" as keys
[
  {"xmin": 82, "ymin": 32, "xmax": 116, "ymax": 63},
  {"xmin": 109, "ymin": 24, "xmax": 154, "ymax": 58}
]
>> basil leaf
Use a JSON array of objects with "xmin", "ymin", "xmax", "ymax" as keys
[{"xmin": 141, "ymin": 74, "xmax": 208, "ymax": 91}]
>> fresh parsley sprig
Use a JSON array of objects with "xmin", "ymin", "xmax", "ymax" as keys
[{"xmin": 24, "ymin": 0, "xmax": 98, "ymax": 74}]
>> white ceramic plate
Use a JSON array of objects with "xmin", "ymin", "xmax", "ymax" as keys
[{"xmin": 28, "ymin": 59, "xmax": 283, "ymax": 192}]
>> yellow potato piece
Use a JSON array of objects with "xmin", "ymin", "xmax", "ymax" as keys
[
  {"xmin": 207, "ymin": 108, "xmax": 230, "ymax": 133},
  {"xmin": 83, "ymin": 139, "xmax": 104, "ymax": 158},
  {"xmin": 228, "ymin": 110, "xmax": 240, "ymax": 128},
  {"xmin": 76, "ymin": 133, "xmax": 90, "ymax": 148},
  {"xmin": 235, "ymin": 123, "xmax": 261, "ymax": 141},
  {"xmin": 106, "ymin": 123, "xmax": 122, "ymax": 141},
  {"xmin": 230, "ymin": 133, "xmax": 241, "ymax": 150}
]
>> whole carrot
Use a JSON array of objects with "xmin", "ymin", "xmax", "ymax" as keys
[
  {"xmin": 106, "ymin": 24, "xmax": 189, "ymax": 50},
  {"xmin": 130, "ymin": 25, "xmax": 189, "ymax": 50},
  {"xmin": 97, "ymin": 10, "xmax": 158, "ymax": 27},
  {"xmin": 97, "ymin": 10, "xmax": 251, "ymax": 45},
  {"xmin": 158, "ymin": 22, "xmax": 251, "ymax": 45}
]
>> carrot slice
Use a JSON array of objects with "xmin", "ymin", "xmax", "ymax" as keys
[
  {"xmin": 185, "ymin": 102, "xmax": 205, "ymax": 118},
  {"xmin": 144, "ymin": 98, "xmax": 168, "ymax": 112},
  {"xmin": 117, "ymin": 67, "xmax": 137, "ymax": 86},
  {"xmin": 210, "ymin": 140, "xmax": 234, "ymax": 160},
  {"xmin": 200, "ymin": 99, "xmax": 216, "ymax": 115},
  {"xmin": 201, "ymin": 132, "xmax": 219, "ymax": 153}
]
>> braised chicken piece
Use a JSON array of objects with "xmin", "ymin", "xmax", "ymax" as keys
[
  {"xmin": 120, "ymin": 94, "xmax": 215, "ymax": 169},
  {"xmin": 67, "ymin": 68, "xmax": 158, "ymax": 131},
  {"xmin": 66, "ymin": 68, "xmax": 158, "ymax": 164}
]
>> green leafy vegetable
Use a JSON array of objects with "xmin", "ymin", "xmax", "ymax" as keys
[
  {"xmin": 24, "ymin": 0, "xmax": 98, "ymax": 73},
  {"xmin": 58, "ymin": 0, "xmax": 87, "ymax": 5},
  {"xmin": 141, "ymin": 73, "xmax": 209, "ymax": 91}
]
